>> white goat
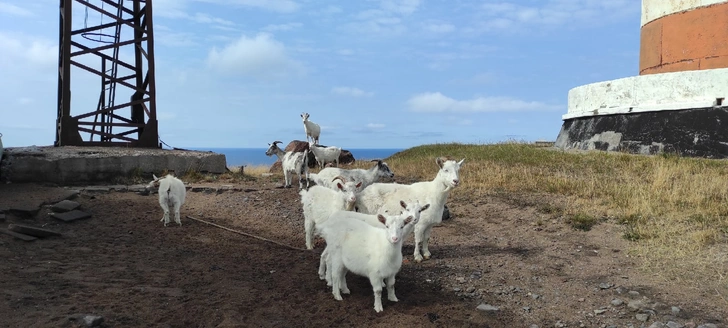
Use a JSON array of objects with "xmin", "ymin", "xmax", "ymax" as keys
[
  {"xmin": 308, "ymin": 141, "xmax": 342, "ymax": 169},
  {"xmin": 309, "ymin": 159, "xmax": 394, "ymax": 190},
  {"xmin": 355, "ymin": 157, "xmax": 465, "ymax": 262},
  {"xmin": 299, "ymin": 176, "xmax": 363, "ymax": 249},
  {"xmin": 318, "ymin": 200, "xmax": 431, "ymax": 286},
  {"xmin": 265, "ymin": 140, "xmax": 310, "ymax": 190},
  {"xmin": 301, "ymin": 112, "xmax": 321, "ymax": 145},
  {"xmin": 146, "ymin": 174, "xmax": 187, "ymax": 227},
  {"xmin": 317, "ymin": 200, "xmax": 430, "ymax": 312}
]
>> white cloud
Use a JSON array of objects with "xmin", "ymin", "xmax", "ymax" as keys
[
  {"xmin": 380, "ymin": 0, "xmax": 421, "ymax": 15},
  {"xmin": 472, "ymin": 0, "xmax": 638, "ymax": 33},
  {"xmin": 337, "ymin": 49, "xmax": 354, "ymax": 56},
  {"xmin": 0, "ymin": 32, "xmax": 57, "ymax": 69},
  {"xmin": 407, "ymin": 92, "xmax": 561, "ymax": 112},
  {"xmin": 262, "ymin": 22, "xmax": 303, "ymax": 32},
  {"xmin": 190, "ymin": 12, "xmax": 235, "ymax": 26},
  {"xmin": 0, "ymin": 2, "xmax": 33, "ymax": 16},
  {"xmin": 424, "ymin": 23, "xmax": 455, "ymax": 33},
  {"xmin": 345, "ymin": 0, "xmax": 422, "ymax": 37},
  {"xmin": 331, "ymin": 86, "xmax": 373, "ymax": 97},
  {"xmin": 367, "ymin": 123, "xmax": 385, "ymax": 129},
  {"xmin": 17, "ymin": 97, "xmax": 33, "ymax": 105},
  {"xmin": 206, "ymin": 33, "xmax": 305, "ymax": 79}
]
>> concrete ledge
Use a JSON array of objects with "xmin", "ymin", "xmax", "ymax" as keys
[
  {"xmin": 564, "ymin": 68, "xmax": 728, "ymax": 120},
  {"xmin": 555, "ymin": 107, "xmax": 728, "ymax": 158},
  {"xmin": 0, "ymin": 146, "xmax": 227, "ymax": 184}
]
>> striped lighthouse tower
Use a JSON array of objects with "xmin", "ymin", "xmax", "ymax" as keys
[{"xmin": 555, "ymin": 0, "xmax": 728, "ymax": 157}]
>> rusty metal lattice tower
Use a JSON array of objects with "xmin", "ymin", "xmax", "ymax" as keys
[{"xmin": 56, "ymin": 0, "xmax": 159, "ymax": 147}]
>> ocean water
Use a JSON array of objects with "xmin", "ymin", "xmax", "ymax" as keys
[{"xmin": 192, "ymin": 148, "xmax": 404, "ymax": 167}]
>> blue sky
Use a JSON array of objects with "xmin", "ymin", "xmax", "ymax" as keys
[{"xmin": 0, "ymin": 0, "xmax": 640, "ymax": 149}]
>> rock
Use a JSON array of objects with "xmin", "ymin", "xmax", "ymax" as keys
[
  {"xmin": 8, "ymin": 224, "xmax": 61, "ymax": 238},
  {"xmin": 8, "ymin": 204, "xmax": 40, "ymax": 216},
  {"xmin": 83, "ymin": 186, "xmax": 110, "ymax": 193},
  {"xmin": 648, "ymin": 323, "xmax": 666, "ymax": 328},
  {"xmin": 476, "ymin": 304, "xmax": 499, "ymax": 312},
  {"xmin": 456, "ymin": 277, "xmax": 466, "ymax": 284},
  {"xmin": 82, "ymin": 315, "xmax": 104, "ymax": 327},
  {"xmin": 442, "ymin": 204, "xmax": 451, "ymax": 220},
  {"xmin": 671, "ymin": 306, "xmax": 682, "ymax": 316},
  {"xmin": 627, "ymin": 290, "xmax": 640, "ymax": 298},
  {"xmin": 426, "ymin": 312, "xmax": 439, "ymax": 323},
  {"xmin": 611, "ymin": 298, "xmax": 624, "ymax": 306},
  {"xmin": 0, "ymin": 228, "xmax": 37, "ymax": 241},
  {"xmin": 466, "ymin": 286, "xmax": 475, "ymax": 293},
  {"xmin": 52, "ymin": 210, "xmax": 92, "ymax": 222},
  {"xmin": 627, "ymin": 299, "xmax": 645, "ymax": 312},
  {"xmin": 697, "ymin": 324, "xmax": 718, "ymax": 328},
  {"xmin": 453, "ymin": 287, "xmax": 461, "ymax": 292},
  {"xmin": 636, "ymin": 313, "xmax": 650, "ymax": 322},
  {"xmin": 599, "ymin": 282, "xmax": 613, "ymax": 289},
  {"xmin": 666, "ymin": 322, "xmax": 684, "ymax": 328},
  {"xmin": 594, "ymin": 309, "xmax": 607, "ymax": 315},
  {"xmin": 51, "ymin": 199, "xmax": 80, "ymax": 213}
]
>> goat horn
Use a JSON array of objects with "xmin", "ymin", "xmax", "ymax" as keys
[
  {"xmin": 273, "ymin": 140, "xmax": 282, "ymax": 145},
  {"xmin": 331, "ymin": 175, "xmax": 347, "ymax": 183}
]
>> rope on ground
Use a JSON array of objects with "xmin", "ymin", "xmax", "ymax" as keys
[{"xmin": 186, "ymin": 215, "xmax": 309, "ymax": 251}]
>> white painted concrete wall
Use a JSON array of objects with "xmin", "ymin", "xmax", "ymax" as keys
[
  {"xmin": 642, "ymin": 0, "xmax": 727, "ymax": 26},
  {"xmin": 564, "ymin": 68, "xmax": 728, "ymax": 120}
]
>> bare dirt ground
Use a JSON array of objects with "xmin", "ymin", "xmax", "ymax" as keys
[{"xmin": 0, "ymin": 178, "xmax": 726, "ymax": 328}]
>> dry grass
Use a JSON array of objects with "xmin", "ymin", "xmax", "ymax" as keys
[
  {"xmin": 180, "ymin": 143, "xmax": 728, "ymax": 293},
  {"xmin": 383, "ymin": 142, "xmax": 728, "ymax": 293}
]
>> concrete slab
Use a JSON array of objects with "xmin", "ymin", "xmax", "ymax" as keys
[
  {"xmin": 0, "ymin": 184, "xmax": 79, "ymax": 213},
  {"xmin": 52, "ymin": 210, "xmax": 92, "ymax": 222},
  {"xmin": 51, "ymin": 200, "xmax": 81, "ymax": 213},
  {"xmin": 0, "ymin": 146, "xmax": 227, "ymax": 185},
  {"xmin": 83, "ymin": 187, "xmax": 110, "ymax": 193},
  {"xmin": 8, "ymin": 224, "xmax": 62, "ymax": 238},
  {"xmin": 0, "ymin": 228, "xmax": 37, "ymax": 241}
]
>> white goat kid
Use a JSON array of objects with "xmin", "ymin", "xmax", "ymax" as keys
[
  {"xmin": 301, "ymin": 112, "xmax": 321, "ymax": 145},
  {"xmin": 355, "ymin": 157, "xmax": 465, "ymax": 262},
  {"xmin": 309, "ymin": 159, "xmax": 394, "ymax": 190},
  {"xmin": 318, "ymin": 200, "xmax": 430, "ymax": 313},
  {"xmin": 318, "ymin": 200, "xmax": 431, "ymax": 286},
  {"xmin": 308, "ymin": 141, "xmax": 342, "ymax": 169},
  {"xmin": 265, "ymin": 140, "xmax": 310, "ymax": 190},
  {"xmin": 146, "ymin": 174, "xmax": 187, "ymax": 227},
  {"xmin": 299, "ymin": 176, "xmax": 362, "ymax": 249}
]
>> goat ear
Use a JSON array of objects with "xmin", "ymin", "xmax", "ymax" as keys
[
  {"xmin": 356, "ymin": 182, "xmax": 362, "ymax": 188},
  {"xmin": 377, "ymin": 214, "xmax": 386, "ymax": 225},
  {"xmin": 400, "ymin": 200, "xmax": 407, "ymax": 209},
  {"xmin": 436, "ymin": 157, "xmax": 444, "ymax": 168},
  {"xmin": 337, "ymin": 182, "xmax": 344, "ymax": 190},
  {"xmin": 405, "ymin": 215, "xmax": 414, "ymax": 224},
  {"xmin": 419, "ymin": 204, "xmax": 431, "ymax": 212}
]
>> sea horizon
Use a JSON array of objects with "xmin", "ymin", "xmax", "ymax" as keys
[{"xmin": 189, "ymin": 147, "xmax": 405, "ymax": 167}]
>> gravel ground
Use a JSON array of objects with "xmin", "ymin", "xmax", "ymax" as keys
[{"xmin": 0, "ymin": 178, "xmax": 725, "ymax": 327}]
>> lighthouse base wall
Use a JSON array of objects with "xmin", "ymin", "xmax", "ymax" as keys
[{"xmin": 555, "ymin": 107, "xmax": 728, "ymax": 158}]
